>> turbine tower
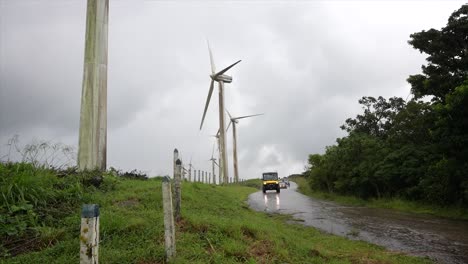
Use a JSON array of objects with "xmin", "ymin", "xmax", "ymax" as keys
[
  {"xmin": 199, "ymin": 42, "xmax": 241, "ymax": 184},
  {"xmin": 226, "ymin": 110, "xmax": 264, "ymax": 183}
]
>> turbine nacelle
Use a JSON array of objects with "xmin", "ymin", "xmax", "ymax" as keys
[{"xmin": 211, "ymin": 74, "xmax": 233, "ymax": 83}]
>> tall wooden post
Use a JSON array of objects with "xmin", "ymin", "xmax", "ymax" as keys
[
  {"xmin": 162, "ymin": 177, "xmax": 175, "ymax": 261},
  {"xmin": 80, "ymin": 204, "xmax": 99, "ymax": 264},
  {"xmin": 174, "ymin": 159, "xmax": 182, "ymax": 222},
  {"xmin": 78, "ymin": 0, "xmax": 109, "ymax": 171}
]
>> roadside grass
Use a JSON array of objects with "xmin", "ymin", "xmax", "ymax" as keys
[
  {"xmin": 3, "ymin": 172, "xmax": 432, "ymax": 264},
  {"xmin": 293, "ymin": 176, "xmax": 468, "ymax": 220}
]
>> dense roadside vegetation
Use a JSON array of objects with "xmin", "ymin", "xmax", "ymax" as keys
[
  {"xmin": 304, "ymin": 5, "xmax": 468, "ymax": 209},
  {"xmin": 1, "ymin": 163, "xmax": 431, "ymax": 263}
]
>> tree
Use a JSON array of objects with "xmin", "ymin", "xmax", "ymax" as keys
[
  {"xmin": 407, "ymin": 5, "xmax": 468, "ymax": 102},
  {"xmin": 306, "ymin": 4, "xmax": 468, "ymax": 207},
  {"xmin": 340, "ymin": 96, "xmax": 405, "ymax": 139}
]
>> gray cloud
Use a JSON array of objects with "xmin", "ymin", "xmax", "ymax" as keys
[{"xmin": 1, "ymin": 1, "xmax": 464, "ymax": 178}]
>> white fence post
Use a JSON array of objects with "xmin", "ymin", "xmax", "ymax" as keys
[
  {"xmin": 162, "ymin": 176, "xmax": 176, "ymax": 261},
  {"xmin": 174, "ymin": 159, "xmax": 182, "ymax": 222},
  {"xmin": 80, "ymin": 204, "xmax": 100, "ymax": 264}
]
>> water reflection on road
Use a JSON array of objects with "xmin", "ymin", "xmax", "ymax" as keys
[{"xmin": 248, "ymin": 182, "xmax": 468, "ymax": 264}]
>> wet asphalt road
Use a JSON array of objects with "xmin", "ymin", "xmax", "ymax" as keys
[{"xmin": 247, "ymin": 182, "xmax": 468, "ymax": 264}]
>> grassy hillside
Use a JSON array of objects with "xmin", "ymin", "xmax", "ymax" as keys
[{"xmin": 2, "ymin": 164, "xmax": 431, "ymax": 263}]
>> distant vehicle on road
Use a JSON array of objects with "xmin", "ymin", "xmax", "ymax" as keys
[
  {"xmin": 283, "ymin": 177, "xmax": 290, "ymax": 187},
  {"xmin": 262, "ymin": 172, "xmax": 280, "ymax": 193},
  {"xmin": 279, "ymin": 181, "xmax": 287, "ymax": 189}
]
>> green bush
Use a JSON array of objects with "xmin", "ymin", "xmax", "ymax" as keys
[{"xmin": 0, "ymin": 162, "xmax": 120, "ymax": 257}]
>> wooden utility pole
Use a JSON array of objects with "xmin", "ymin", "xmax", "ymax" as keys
[{"xmin": 78, "ymin": 0, "xmax": 109, "ymax": 171}]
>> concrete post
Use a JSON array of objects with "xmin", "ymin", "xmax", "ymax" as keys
[
  {"xmin": 80, "ymin": 204, "xmax": 99, "ymax": 264},
  {"xmin": 78, "ymin": 0, "xmax": 109, "ymax": 171},
  {"xmin": 174, "ymin": 159, "xmax": 182, "ymax": 222},
  {"xmin": 173, "ymin": 149, "xmax": 179, "ymax": 179},
  {"xmin": 162, "ymin": 177, "xmax": 175, "ymax": 261}
]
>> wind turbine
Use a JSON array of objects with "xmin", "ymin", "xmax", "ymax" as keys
[
  {"xmin": 199, "ymin": 42, "xmax": 241, "ymax": 185},
  {"xmin": 187, "ymin": 156, "xmax": 195, "ymax": 182},
  {"xmin": 209, "ymin": 142, "xmax": 219, "ymax": 185},
  {"xmin": 226, "ymin": 110, "xmax": 264, "ymax": 183},
  {"xmin": 210, "ymin": 129, "xmax": 222, "ymax": 184}
]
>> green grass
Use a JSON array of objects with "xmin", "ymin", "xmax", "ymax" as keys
[
  {"xmin": 1, "ymin": 171, "xmax": 434, "ymax": 264},
  {"xmin": 292, "ymin": 176, "xmax": 468, "ymax": 220}
]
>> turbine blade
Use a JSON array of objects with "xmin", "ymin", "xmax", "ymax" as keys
[
  {"xmin": 226, "ymin": 120, "xmax": 232, "ymax": 132},
  {"xmin": 216, "ymin": 128, "xmax": 220, "ymax": 137},
  {"xmin": 215, "ymin": 60, "xmax": 241, "ymax": 77},
  {"xmin": 207, "ymin": 40, "xmax": 216, "ymax": 74},
  {"xmin": 200, "ymin": 80, "xmax": 215, "ymax": 130},
  {"xmin": 225, "ymin": 109, "xmax": 233, "ymax": 119},
  {"xmin": 213, "ymin": 160, "xmax": 219, "ymax": 167},
  {"xmin": 212, "ymin": 142, "xmax": 215, "ymax": 159},
  {"xmin": 234, "ymin": 113, "xmax": 264, "ymax": 120}
]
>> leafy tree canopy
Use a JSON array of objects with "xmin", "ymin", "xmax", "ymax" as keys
[{"xmin": 407, "ymin": 5, "xmax": 468, "ymax": 102}]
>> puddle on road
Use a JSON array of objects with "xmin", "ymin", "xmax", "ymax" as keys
[{"xmin": 248, "ymin": 182, "xmax": 468, "ymax": 264}]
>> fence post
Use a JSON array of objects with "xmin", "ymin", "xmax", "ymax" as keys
[
  {"xmin": 173, "ymin": 149, "xmax": 179, "ymax": 179},
  {"xmin": 162, "ymin": 176, "xmax": 176, "ymax": 261},
  {"xmin": 174, "ymin": 159, "xmax": 182, "ymax": 222},
  {"xmin": 198, "ymin": 170, "xmax": 200, "ymax": 182},
  {"xmin": 202, "ymin": 171, "xmax": 205, "ymax": 183},
  {"xmin": 80, "ymin": 204, "xmax": 99, "ymax": 264}
]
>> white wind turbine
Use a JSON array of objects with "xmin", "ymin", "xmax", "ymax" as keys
[
  {"xmin": 209, "ymin": 142, "xmax": 219, "ymax": 185},
  {"xmin": 226, "ymin": 110, "xmax": 264, "ymax": 183},
  {"xmin": 210, "ymin": 129, "xmax": 222, "ymax": 184},
  {"xmin": 187, "ymin": 156, "xmax": 195, "ymax": 182},
  {"xmin": 199, "ymin": 42, "xmax": 241, "ymax": 185}
]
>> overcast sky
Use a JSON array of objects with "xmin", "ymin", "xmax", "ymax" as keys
[{"xmin": 0, "ymin": 0, "xmax": 464, "ymax": 179}]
